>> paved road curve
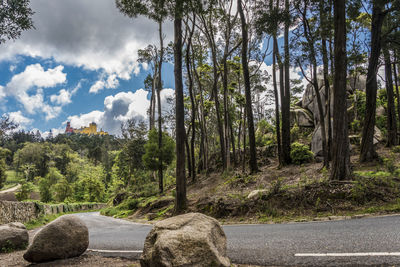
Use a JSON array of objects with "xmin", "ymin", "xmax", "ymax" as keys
[{"xmin": 75, "ymin": 212, "xmax": 400, "ymax": 266}]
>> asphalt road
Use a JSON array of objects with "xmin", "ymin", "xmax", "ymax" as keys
[{"xmin": 75, "ymin": 212, "xmax": 400, "ymax": 266}]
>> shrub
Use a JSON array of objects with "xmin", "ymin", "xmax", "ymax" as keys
[
  {"xmin": 393, "ymin": 146, "xmax": 400, "ymax": 153},
  {"xmin": 39, "ymin": 177, "xmax": 52, "ymax": 203},
  {"xmin": 384, "ymin": 154, "xmax": 397, "ymax": 174},
  {"xmin": 15, "ymin": 182, "xmax": 34, "ymax": 201},
  {"xmin": 53, "ymin": 177, "xmax": 73, "ymax": 202},
  {"xmin": 290, "ymin": 124, "xmax": 300, "ymax": 142},
  {"xmin": 290, "ymin": 142, "xmax": 313, "ymax": 165}
]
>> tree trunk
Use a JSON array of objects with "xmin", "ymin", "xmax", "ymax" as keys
[
  {"xmin": 238, "ymin": 0, "xmax": 258, "ymax": 173},
  {"xmin": 320, "ymin": 0, "xmax": 332, "ymax": 160},
  {"xmin": 273, "ymin": 36, "xmax": 282, "ymax": 166},
  {"xmin": 157, "ymin": 20, "xmax": 164, "ymax": 193},
  {"xmin": 302, "ymin": 6, "xmax": 328, "ymax": 168},
  {"xmin": 186, "ymin": 15, "xmax": 196, "ymax": 181},
  {"xmin": 185, "ymin": 128, "xmax": 192, "ymax": 178},
  {"xmin": 150, "ymin": 75, "xmax": 155, "ymax": 131},
  {"xmin": 393, "ymin": 57, "xmax": 400, "ymax": 126},
  {"xmin": 174, "ymin": 0, "xmax": 186, "ymax": 213},
  {"xmin": 282, "ymin": 0, "xmax": 291, "ymax": 165},
  {"xmin": 330, "ymin": 0, "xmax": 351, "ymax": 180},
  {"xmin": 383, "ymin": 46, "xmax": 398, "ymax": 146},
  {"xmin": 360, "ymin": 0, "xmax": 386, "ymax": 162},
  {"xmin": 223, "ymin": 54, "xmax": 230, "ymax": 170}
]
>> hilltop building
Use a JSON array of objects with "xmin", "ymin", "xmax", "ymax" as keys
[{"xmin": 65, "ymin": 122, "xmax": 108, "ymax": 136}]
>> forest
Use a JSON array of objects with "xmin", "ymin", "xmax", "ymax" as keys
[{"xmin": 1, "ymin": 0, "xmax": 400, "ymax": 222}]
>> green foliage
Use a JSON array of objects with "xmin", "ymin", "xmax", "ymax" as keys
[
  {"xmin": 0, "ymin": 0, "xmax": 34, "ymax": 44},
  {"xmin": 0, "ymin": 148, "xmax": 9, "ymax": 189},
  {"xmin": 15, "ymin": 181, "xmax": 34, "ymax": 201},
  {"xmin": 290, "ymin": 142, "xmax": 313, "ymax": 165},
  {"xmin": 13, "ymin": 143, "xmax": 50, "ymax": 180},
  {"xmin": 352, "ymin": 171, "xmax": 398, "ymax": 204},
  {"xmin": 393, "ymin": 146, "xmax": 400, "ymax": 153},
  {"xmin": 74, "ymin": 165, "xmax": 105, "ymax": 202},
  {"xmin": 383, "ymin": 154, "xmax": 397, "ymax": 174},
  {"xmin": 255, "ymin": 119, "xmax": 275, "ymax": 147},
  {"xmin": 1, "ymin": 239, "xmax": 27, "ymax": 253},
  {"xmin": 38, "ymin": 178, "xmax": 52, "ymax": 203},
  {"xmin": 143, "ymin": 130, "xmax": 175, "ymax": 171},
  {"xmin": 376, "ymin": 115, "xmax": 387, "ymax": 134},
  {"xmin": 290, "ymin": 124, "xmax": 300, "ymax": 142},
  {"xmin": 53, "ymin": 177, "xmax": 73, "ymax": 202}
]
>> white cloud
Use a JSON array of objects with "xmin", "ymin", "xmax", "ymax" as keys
[
  {"xmin": 5, "ymin": 64, "xmax": 66, "ymax": 93},
  {"xmin": 89, "ymin": 81, "xmax": 105, "ymax": 94},
  {"xmin": 0, "ymin": 86, "xmax": 4, "ymax": 100},
  {"xmin": 9, "ymin": 65, "xmax": 16, "ymax": 72},
  {"xmin": 0, "ymin": 0, "xmax": 173, "ymax": 80},
  {"xmin": 4, "ymin": 64, "xmax": 67, "ymax": 120},
  {"xmin": 67, "ymin": 88, "xmax": 175, "ymax": 135},
  {"xmin": 42, "ymin": 127, "xmax": 65, "ymax": 139},
  {"xmin": 89, "ymin": 74, "xmax": 120, "ymax": 94},
  {"xmin": 8, "ymin": 111, "xmax": 33, "ymax": 127},
  {"xmin": 68, "ymin": 110, "xmax": 104, "ymax": 130},
  {"xmin": 50, "ymin": 89, "xmax": 72, "ymax": 106}
]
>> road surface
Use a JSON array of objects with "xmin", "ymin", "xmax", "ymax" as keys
[
  {"xmin": 0, "ymin": 184, "xmax": 20, "ymax": 194},
  {"xmin": 74, "ymin": 212, "xmax": 400, "ymax": 266}
]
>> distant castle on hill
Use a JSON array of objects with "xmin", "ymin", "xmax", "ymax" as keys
[{"xmin": 65, "ymin": 122, "xmax": 108, "ymax": 136}]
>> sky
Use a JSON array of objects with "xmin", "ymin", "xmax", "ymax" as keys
[
  {"xmin": 1, "ymin": 0, "xmax": 373, "ymax": 138},
  {"xmin": 0, "ymin": 0, "xmax": 176, "ymax": 136}
]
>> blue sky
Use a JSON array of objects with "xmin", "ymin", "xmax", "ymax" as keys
[{"xmin": 0, "ymin": 0, "xmax": 177, "ymax": 136}]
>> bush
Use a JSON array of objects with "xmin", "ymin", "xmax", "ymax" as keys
[
  {"xmin": 39, "ymin": 177, "xmax": 52, "ymax": 203},
  {"xmin": 290, "ymin": 142, "xmax": 313, "ymax": 165},
  {"xmin": 0, "ymin": 158, "xmax": 6, "ymax": 190},
  {"xmin": 352, "ymin": 171, "xmax": 397, "ymax": 204},
  {"xmin": 384, "ymin": 154, "xmax": 397, "ymax": 174},
  {"xmin": 290, "ymin": 124, "xmax": 300, "ymax": 142},
  {"xmin": 15, "ymin": 182, "xmax": 34, "ymax": 201},
  {"xmin": 393, "ymin": 146, "xmax": 400, "ymax": 153},
  {"xmin": 53, "ymin": 177, "xmax": 73, "ymax": 202}
]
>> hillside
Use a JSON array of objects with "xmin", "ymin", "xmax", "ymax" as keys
[{"xmin": 100, "ymin": 145, "xmax": 400, "ymax": 224}]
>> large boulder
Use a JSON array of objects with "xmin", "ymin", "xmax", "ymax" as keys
[
  {"xmin": 311, "ymin": 125, "xmax": 323, "ymax": 157},
  {"xmin": 23, "ymin": 215, "xmax": 88, "ymax": 263},
  {"xmin": 0, "ymin": 222, "xmax": 29, "ymax": 251},
  {"xmin": 291, "ymin": 108, "xmax": 314, "ymax": 128},
  {"xmin": 140, "ymin": 212, "xmax": 230, "ymax": 267}
]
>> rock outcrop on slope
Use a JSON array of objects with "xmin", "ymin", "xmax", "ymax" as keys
[{"xmin": 292, "ymin": 75, "xmax": 382, "ymax": 157}]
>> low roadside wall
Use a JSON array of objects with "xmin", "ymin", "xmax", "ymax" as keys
[{"xmin": 0, "ymin": 200, "xmax": 106, "ymax": 224}]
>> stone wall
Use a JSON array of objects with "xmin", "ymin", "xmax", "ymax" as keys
[{"xmin": 0, "ymin": 201, "xmax": 106, "ymax": 224}]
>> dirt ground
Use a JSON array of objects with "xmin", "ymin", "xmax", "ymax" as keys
[{"xmin": 0, "ymin": 251, "xmax": 140, "ymax": 267}]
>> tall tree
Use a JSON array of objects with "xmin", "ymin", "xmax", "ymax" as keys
[
  {"xmin": 116, "ymin": 0, "xmax": 167, "ymax": 193},
  {"xmin": 238, "ymin": 0, "xmax": 258, "ymax": 173},
  {"xmin": 281, "ymin": 0, "xmax": 291, "ymax": 165},
  {"xmin": 360, "ymin": 0, "xmax": 388, "ymax": 162},
  {"xmin": 382, "ymin": 45, "xmax": 398, "ymax": 146},
  {"xmin": 330, "ymin": 0, "xmax": 351, "ymax": 180},
  {"xmin": 319, "ymin": 0, "xmax": 332, "ymax": 159},
  {"xmin": 174, "ymin": 0, "xmax": 187, "ymax": 213}
]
